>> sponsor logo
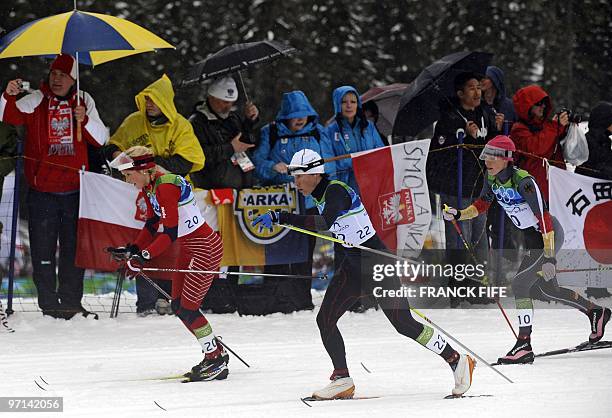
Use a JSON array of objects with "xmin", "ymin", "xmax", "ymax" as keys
[
  {"xmin": 234, "ymin": 184, "xmax": 301, "ymax": 244},
  {"xmin": 378, "ymin": 189, "xmax": 415, "ymax": 230}
]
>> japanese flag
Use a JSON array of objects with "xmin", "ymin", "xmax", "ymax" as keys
[
  {"xmin": 548, "ymin": 166, "xmax": 612, "ymax": 287},
  {"xmin": 352, "ymin": 140, "xmax": 432, "ymax": 255}
]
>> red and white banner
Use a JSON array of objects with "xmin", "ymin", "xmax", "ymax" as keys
[
  {"xmin": 549, "ymin": 166, "xmax": 612, "ymax": 287},
  {"xmin": 76, "ymin": 171, "xmax": 184, "ymax": 274},
  {"xmin": 352, "ymin": 140, "xmax": 431, "ymax": 254}
]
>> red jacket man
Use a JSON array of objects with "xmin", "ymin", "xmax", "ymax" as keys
[
  {"xmin": 510, "ymin": 85, "xmax": 569, "ymax": 201},
  {"xmin": 0, "ymin": 54, "xmax": 108, "ymax": 318},
  {"xmin": 0, "ymin": 55, "xmax": 108, "ymax": 192}
]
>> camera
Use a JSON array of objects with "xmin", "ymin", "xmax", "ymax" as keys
[
  {"xmin": 559, "ymin": 107, "xmax": 583, "ymax": 124},
  {"xmin": 19, "ymin": 81, "xmax": 31, "ymax": 93}
]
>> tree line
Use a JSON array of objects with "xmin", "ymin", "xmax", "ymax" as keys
[{"xmin": 1, "ymin": 0, "xmax": 610, "ymax": 131}]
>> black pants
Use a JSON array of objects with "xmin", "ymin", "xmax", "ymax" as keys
[
  {"xmin": 27, "ymin": 189, "xmax": 84, "ymax": 310},
  {"xmin": 316, "ymin": 237, "xmax": 425, "ymax": 370},
  {"xmin": 513, "ymin": 220, "xmax": 593, "ymax": 314}
]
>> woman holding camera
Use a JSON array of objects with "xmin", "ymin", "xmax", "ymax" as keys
[{"xmin": 510, "ymin": 85, "xmax": 569, "ymax": 202}]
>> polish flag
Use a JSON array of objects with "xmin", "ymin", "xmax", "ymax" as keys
[
  {"xmin": 352, "ymin": 139, "xmax": 432, "ymax": 254},
  {"xmin": 549, "ymin": 166, "xmax": 612, "ymax": 287},
  {"xmin": 76, "ymin": 171, "xmax": 180, "ymax": 275}
]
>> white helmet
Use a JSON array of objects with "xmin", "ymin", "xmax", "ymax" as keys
[{"xmin": 288, "ymin": 149, "xmax": 325, "ymax": 175}]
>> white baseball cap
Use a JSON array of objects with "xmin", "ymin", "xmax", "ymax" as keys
[
  {"xmin": 207, "ymin": 76, "xmax": 238, "ymax": 101},
  {"xmin": 288, "ymin": 149, "xmax": 325, "ymax": 175}
]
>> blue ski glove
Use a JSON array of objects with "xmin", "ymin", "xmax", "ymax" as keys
[{"xmin": 252, "ymin": 210, "xmax": 281, "ymax": 232}]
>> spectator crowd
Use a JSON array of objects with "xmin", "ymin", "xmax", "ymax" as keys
[{"xmin": 1, "ymin": 55, "xmax": 611, "ymax": 317}]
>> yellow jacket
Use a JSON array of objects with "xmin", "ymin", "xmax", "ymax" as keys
[{"xmin": 110, "ymin": 74, "xmax": 204, "ymax": 172}]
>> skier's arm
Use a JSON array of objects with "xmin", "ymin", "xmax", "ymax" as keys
[
  {"xmin": 279, "ymin": 183, "xmax": 351, "ymax": 231},
  {"xmin": 452, "ymin": 182, "xmax": 494, "ymax": 221},
  {"xmin": 133, "ymin": 211, "xmax": 160, "ymax": 251},
  {"xmin": 517, "ymin": 177, "xmax": 555, "ymax": 257},
  {"xmin": 139, "ymin": 184, "xmax": 180, "ymax": 258}
]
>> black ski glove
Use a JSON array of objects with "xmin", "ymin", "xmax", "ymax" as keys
[
  {"xmin": 127, "ymin": 249, "xmax": 151, "ymax": 272},
  {"xmin": 106, "ymin": 244, "xmax": 139, "ymax": 262}
]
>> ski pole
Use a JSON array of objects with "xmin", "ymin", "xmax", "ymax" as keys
[
  {"xmin": 141, "ymin": 267, "xmax": 326, "ymax": 280},
  {"xmin": 444, "ymin": 205, "xmax": 518, "ymax": 339},
  {"xmin": 279, "ymin": 224, "xmax": 419, "ymax": 264},
  {"xmin": 282, "ymin": 222, "xmax": 488, "ymax": 285},
  {"xmin": 410, "ymin": 307, "xmax": 513, "ymax": 384},
  {"xmin": 556, "ymin": 267, "xmax": 612, "ymax": 273},
  {"xmin": 133, "ymin": 268, "xmax": 250, "ymax": 368},
  {"xmin": 110, "ymin": 269, "xmax": 125, "ymax": 319}
]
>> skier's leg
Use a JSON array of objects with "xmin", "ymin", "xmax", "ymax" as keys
[
  {"xmin": 374, "ymin": 273, "xmax": 475, "ymax": 395},
  {"xmin": 534, "ymin": 217, "xmax": 611, "ymax": 342},
  {"xmin": 372, "ymin": 272, "xmax": 453, "ymax": 354},
  {"xmin": 499, "ymin": 229, "xmax": 545, "ymax": 364},
  {"xmin": 175, "ymin": 232, "xmax": 227, "ymax": 381},
  {"xmin": 316, "ymin": 258, "xmax": 362, "ymax": 372},
  {"xmin": 359, "ymin": 237, "xmax": 475, "ymax": 396},
  {"xmin": 311, "ymin": 249, "xmax": 362, "ymax": 399}
]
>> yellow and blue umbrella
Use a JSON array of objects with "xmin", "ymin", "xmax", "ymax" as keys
[
  {"xmin": 0, "ymin": 10, "xmax": 174, "ymax": 65},
  {"xmin": 0, "ymin": 9, "xmax": 174, "ymax": 140}
]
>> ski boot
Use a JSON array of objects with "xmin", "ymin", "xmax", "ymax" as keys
[
  {"xmin": 452, "ymin": 354, "xmax": 476, "ymax": 396},
  {"xmin": 310, "ymin": 370, "xmax": 355, "ymax": 400},
  {"xmin": 187, "ymin": 352, "xmax": 228, "ymax": 382},
  {"xmin": 497, "ymin": 338, "xmax": 534, "ymax": 364},
  {"xmin": 183, "ymin": 338, "xmax": 229, "ymax": 379},
  {"xmin": 589, "ymin": 307, "xmax": 611, "ymax": 343}
]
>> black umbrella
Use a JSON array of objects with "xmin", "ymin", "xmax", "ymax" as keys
[
  {"xmin": 182, "ymin": 40, "xmax": 297, "ymax": 98},
  {"xmin": 392, "ymin": 51, "xmax": 493, "ymax": 140}
]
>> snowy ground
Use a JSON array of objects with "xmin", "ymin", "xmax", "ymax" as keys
[{"xmin": 1, "ymin": 296, "xmax": 611, "ymax": 418}]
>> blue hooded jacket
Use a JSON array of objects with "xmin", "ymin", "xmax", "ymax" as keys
[
  {"xmin": 325, "ymin": 86, "xmax": 384, "ymax": 192},
  {"xmin": 253, "ymin": 91, "xmax": 336, "ymax": 204},
  {"xmin": 484, "ymin": 66, "xmax": 517, "ymax": 133}
]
